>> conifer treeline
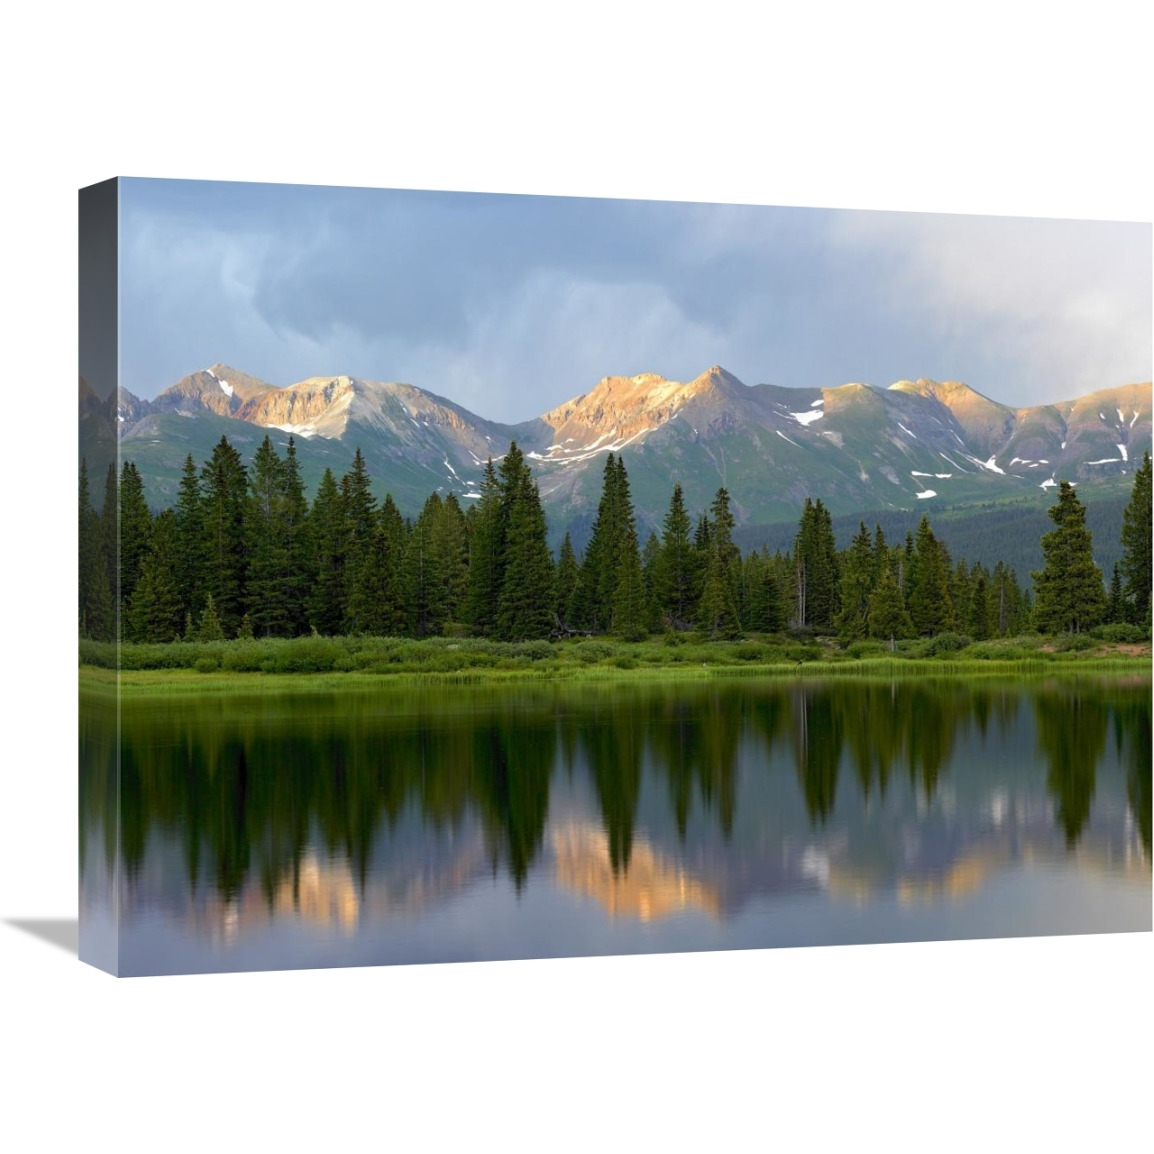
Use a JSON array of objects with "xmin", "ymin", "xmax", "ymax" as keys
[{"xmin": 78, "ymin": 435, "xmax": 1152, "ymax": 644}]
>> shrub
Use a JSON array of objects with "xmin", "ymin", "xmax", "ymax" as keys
[
  {"xmin": 193, "ymin": 655, "xmax": 220, "ymax": 673},
  {"xmin": 573, "ymin": 641, "xmax": 615, "ymax": 664},
  {"xmin": 511, "ymin": 640, "xmax": 553, "ymax": 662},
  {"xmin": 846, "ymin": 640, "xmax": 887, "ymax": 659},
  {"xmin": 1088, "ymin": 622, "xmax": 1148, "ymax": 644},
  {"xmin": 921, "ymin": 632, "xmax": 973, "ymax": 657},
  {"xmin": 782, "ymin": 645, "xmax": 821, "ymax": 663}
]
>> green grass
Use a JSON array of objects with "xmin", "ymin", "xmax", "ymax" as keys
[{"xmin": 80, "ymin": 631, "xmax": 1151, "ymax": 696}]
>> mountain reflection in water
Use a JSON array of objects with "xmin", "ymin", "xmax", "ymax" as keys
[{"xmin": 79, "ymin": 676, "xmax": 1152, "ymax": 974}]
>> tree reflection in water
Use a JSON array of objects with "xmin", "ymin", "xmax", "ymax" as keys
[{"xmin": 80, "ymin": 676, "xmax": 1151, "ymax": 913}]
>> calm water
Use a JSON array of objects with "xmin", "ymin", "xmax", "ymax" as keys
[{"xmin": 79, "ymin": 676, "xmax": 1152, "ymax": 976}]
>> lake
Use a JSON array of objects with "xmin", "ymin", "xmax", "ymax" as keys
[{"xmin": 79, "ymin": 675, "xmax": 1151, "ymax": 976}]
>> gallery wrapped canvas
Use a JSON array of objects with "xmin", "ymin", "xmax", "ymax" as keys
[{"xmin": 79, "ymin": 178, "xmax": 1152, "ymax": 977}]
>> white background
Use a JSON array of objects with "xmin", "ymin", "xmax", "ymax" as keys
[{"xmin": 1, "ymin": 3, "xmax": 1150, "ymax": 1150}]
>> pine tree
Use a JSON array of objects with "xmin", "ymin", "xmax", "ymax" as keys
[
  {"xmin": 341, "ymin": 447, "xmax": 377, "ymax": 569},
  {"xmin": 640, "ymin": 531, "xmax": 664, "ymax": 633},
  {"xmin": 78, "ymin": 460, "xmax": 114, "ymax": 640},
  {"xmin": 464, "ymin": 460, "xmax": 503, "ymax": 636},
  {"xmin": 435, "ymin": 492, "xmax": 470, "ymax": 624},
  {"xmin": 554, "ymin": 532, "xmax": 579, "ymax": 627},
  {"xmin": 1032, "ymin": 481, "xmax": 1107, "ymax": 634},
  {"xmin": 403, "ymin": 493, "xmax": 448, "ymax": 638},
  {"xmin": 697, "ymin": 488, "xmax": 742, "ymax": 639},
  {"xmin": 791, "ymin": 498, "xmax": 839, "ymax": 631},
  {"xmin": 118, "ymin": 461, "xmax": 153, "ymax": 624},
  {"xmin": 174, "ymin": 453, "xmax": 206, "ymax": 621},
  {"xmin": 496, "ymin": 445, "xmax": 555, "ymax": 641},
  {"xmin": 346, "ymin": 502, "xmax": 406, "ymax": 636},
  {"xmin": 126, "ymin": 509, "xmax": 184, "ymax": 642},
  {"xmin": 570, "ymin": 454, "xmax": 622, "ymax": 632},
  {"xmin": 965, "ymin": 565, "xmax": 996, "ymax": 640},
  {"xmin": 654, "ymin": 483, "xmax": 695, "ymax": 628},
  {"xmin": 834, "ymin": 521, "xmax": 874, "ymax": 643},
  {"xmin": 742, "ymin": 548, "xmax": 784, "ymax": 633},
  {"xmin": 1106, "ymin": 562, "xmax": 1125, "ymax": 626},
  {"xmin": 245, "ymin": 436, "xmax": 293, "ymax": 637},
  {"xmin": 308, "ymin": 468, "xmax": 347, "ymax": 635},
  {"xmin": 907, "ymin": 516, "xmax": 954, "ymax": 636},
  {"xmin": 868, "ymin": 566, "xmax": 914, "ymax": 650},
  {"xmin": 1120, "ymin": 451, "xmax": 1152, "ymax": 626},
  {"xmin": 197, "ymin": 592, "xmax": 225, "ymax": 641},
  {"xmin": 280, "ymin": 439, "xmax": 313, "ymax": 635},
  {"xmin": 991, "ymin": 561, "xmax": 1024, "ymax": 636},
  {"xmin": 199, "ymin": 436, "xmax": 249, "ymax": 635}
]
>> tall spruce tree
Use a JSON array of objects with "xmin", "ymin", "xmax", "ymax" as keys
[
  {"xmin": 118, "ymin": 461, "xmax": 153, "ymax": 624},
  {"xmin": 1032, "ymin": 481, "xmax": 1107, "ymax": 634},
  {"xmin": 464, "ymin": 460, "xmax": 504, "ymax": 636},
  {"xmin": 991, "ymin": 561, "xmax": 1025, "ymax": 637},
  {"xmin": 174, "ymin": 453, "xmax": 207, "ymax": 621},
  {"xmin": 1106, "ymin": 563, "xmax": 1125, "ymax": 626},
  {"xmin": 834, "ymin": 521, "xmax": 875, "ymax": 643},
  {"xmin": 1120, "ymin": 451, "xmax": 1152, "ymax": 626},
  {"xmin": 640, "ymin": 532, "xmax": 663, "ymax": 633},
  {"xmin": 654, "ymin": 483, "xmax": 695, "ymax": 628},
  {"xmin": 308, "ymin": 468, "xmax": 347, "ymax": 635},
  {"xmin": 697, "ymin": 488, "xmax": 742, "ymax": 638},
  {"xmin": 79, "ymin": 460, "xmax": 114, "ymax": 641},
  {"xmin": 126, "ymin": 510, "xmax": 184, "ymax": 642},
  {"xmin": 610, "ymin": 459, "xmax": 647, "ymax": 641},
  {"xmin": 245, "ymin": 436, "xmax": 293, "ymax": 637},
  {"xmin": 966, "ymin": 565, "xmax": 996, "ymax": 640},
  {"xmin": 570, "ymin": 453, "xmax": 623, "ymax": 632},
  {"xmin": 868, "ymin": 565, "xmax": 914, "ymax": 650},
  {"xmin": 554, "ymin": 532, "xmax": 579, "ymax": 626},
  {"xmin": 403, "ymin": 493, "xmax": 449, "ymax": 638},
  {"xmin": 496, "ymin": 444, "xmax": 555, "ymax": 641},
  {"xmin": 742, "ymin": 548, "xmax": 784, "ymax": 633},
  {"xmin": 99, "ymin": 462, "xmax": 118, "ymax": 622},
  {"xmin": 280, "ymin": 438, "xmax": 313, "ymax": 635},
  {"xmin": 199, "ymin": 436, "xmax": 249, "ymax": 636},
  {"xmin": 435, "ymin": 492, "xmax": 470, "ymax": 623},
  {"xmin": 907, "ymin": 516, "xmax": 954, "ymax": 636},
  {"xmin": 792, "ymin": 498, "xmax": 839, "ymax": 631}
]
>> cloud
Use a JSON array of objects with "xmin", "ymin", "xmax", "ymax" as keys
[
  {"xmin": 829, "ymin": 210, "xmax": 1152, "ymax": 401},
  {"xmin": 118, "ymin": 180, "xmax": 1150, "ymax": 416},
  {"xmin": 389, "ymin": 271, "xmax": 728, "ymax": 422}
]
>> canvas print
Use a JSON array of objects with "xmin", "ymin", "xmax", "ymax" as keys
[{"xmin": 79, "ymin": 178, "xmax": 1151, "ymax": 977}]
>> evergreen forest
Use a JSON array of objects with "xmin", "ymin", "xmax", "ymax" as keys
[{"xmin": 78, "ymin": 434, "xmax": 1153, "ymax": 649}]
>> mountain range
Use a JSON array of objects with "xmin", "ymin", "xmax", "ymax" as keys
[{"xmin": 80, "ymin": 364, "xmax": 1152, "ymax": 546}]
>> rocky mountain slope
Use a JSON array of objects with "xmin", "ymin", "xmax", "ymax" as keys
[{"xmin": 84, "ymin": 363, "xmax": 1152, "ymax": 543}]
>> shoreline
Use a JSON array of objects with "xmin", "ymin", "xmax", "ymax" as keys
[{"xmin": 81, "ymin": 652, "xmax": 1153, "ymax": 697}]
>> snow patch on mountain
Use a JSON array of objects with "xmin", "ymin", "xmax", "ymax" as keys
[
  {"xmin": 915, "ymin": 490, "xmax": 936, "ymax": 499},
  {"xmin": 791, "ymin": 409, "xmax": 823, "ymax": 426}
]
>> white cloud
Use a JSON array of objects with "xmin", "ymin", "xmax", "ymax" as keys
[
  {"xmin": 390, "ymin": 271, "xmax": 728, "ymax": 421},
  {"xmin": 829, "ymin": 211, "xmax": 1151, "ymax": 400}
]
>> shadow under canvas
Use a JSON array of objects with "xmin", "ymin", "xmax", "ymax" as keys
[{"xmin": 7, "ymin": 919, "xmax": 79, "ymax": 955}]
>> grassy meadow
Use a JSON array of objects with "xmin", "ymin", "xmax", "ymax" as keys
[{"xmin": 80, "ymin": 626, "xmax": 1152, "ymax": 696}]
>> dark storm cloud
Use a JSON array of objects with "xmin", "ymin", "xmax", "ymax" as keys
[{"xmin": 118, "ymin": 178, "xmax": 1151, "ymax": 421}]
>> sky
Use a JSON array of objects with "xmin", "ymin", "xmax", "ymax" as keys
[{"xmin": 119, "ymin": 178, "xmax": 1152, "ymax": 423}]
